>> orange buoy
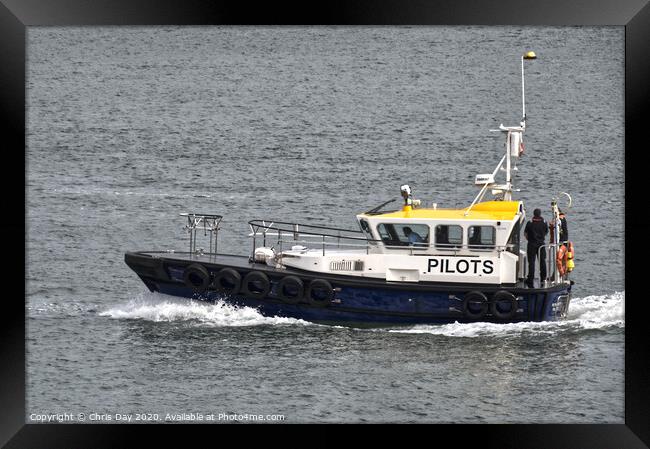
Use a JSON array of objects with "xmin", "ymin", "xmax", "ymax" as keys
[{"xmin": 566, "ymin": 241, "xmax": 575, "ymax": 272}]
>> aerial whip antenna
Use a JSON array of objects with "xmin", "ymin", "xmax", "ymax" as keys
[{"xmin": 521, "ymin": 51, "xmax": 537, "ymax": 128}]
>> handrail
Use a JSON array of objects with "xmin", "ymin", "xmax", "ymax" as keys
[
  {"xmin": 248, "ymin": 219, "xmax": 370, "ymax": 242},
  {"xmin": 247, "ymin": 218, "xmax": 519, "ymax": 260},
  {"xmin": 537, "ymin": 242, "xmax": 568, "ymax": 286},
  {"xmin": 180, "ymin": 213, "xmax": 223, "ymax": 255},
  {"xmin": 180, "ymin": 213, "xmax": 223, "ymax": 220},
  {"xmin": 248, "ymin": 220, "xmax": 514, "ymax": 249},
  {"xmin": 263, "ymin": 238, "xmax": 514, "ymax": 253},
  {"xmin": 248, "ymin": 219, "xmax": 364, "ymax": 233}
]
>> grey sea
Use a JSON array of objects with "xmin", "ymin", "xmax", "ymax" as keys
[{"xmin": 26, "ymin": 26, "xmax": 624, "ymax": 423}]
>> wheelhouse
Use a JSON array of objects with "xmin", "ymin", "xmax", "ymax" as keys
[{"xmin": 356, "ymin": 200, "xmax": 525, "ymax": 257}]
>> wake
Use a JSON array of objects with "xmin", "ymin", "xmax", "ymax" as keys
[
  {"xmin": 387, "ymin": 291, "xmax": 624, "ymax": 337},
  {"xmin": 100, "ymin": 292, "xmax": 310, "ymax": 327}
]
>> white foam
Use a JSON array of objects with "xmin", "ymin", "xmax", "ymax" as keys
[
  {"xmin": 565, "ymin": 291, "xmax": 625, "ymax": 329},
  {"xmin": 387, "ymin": 291, "xmax": 624, "ymax": 337},
  {"xmin": 101, "ymin": 291, "xmax": 624, "ymax": 334},
  {"xmin": 100, "ymin": 292, "xmax": 311, "ymax": 327}
]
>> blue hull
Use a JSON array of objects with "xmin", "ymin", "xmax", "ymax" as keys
[
  {"xmin": 126, "ymin": 252, "xmax": 572, "ymax": 326},
  {"xmin": 151, "ymin": 279, "xmax": 571, "ymax": 326}
]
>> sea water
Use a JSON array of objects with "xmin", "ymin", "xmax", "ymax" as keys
[{"xmin": 26, "ymin": 26, "xmax": 624, "ymax": 423}]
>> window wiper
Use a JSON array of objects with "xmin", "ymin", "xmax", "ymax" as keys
[{"xmin": 364, "ymin": 199, "xmax": 397, "ymax": 215}]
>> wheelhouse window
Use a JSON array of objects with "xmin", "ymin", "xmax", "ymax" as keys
[
  {"xmin": 506, "ymin": 220, "xmax": 521, "ymax": 254},
  {"xmin": 376, "ymin": 223, "xmax": 429, "ymax": 248},
  {"xmin": 435, "ymin": 225, "xmax": 463, "ymax": 249},
  {"xmin": 358, "ymin": 219, "xmax": 377, "ymax": 245},
  {"xmin": 468, "ymin": 225, "xmax": 496, "ymax": 250}
]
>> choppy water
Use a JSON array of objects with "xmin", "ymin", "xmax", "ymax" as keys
[{"xmin": 26, "ymin": 26, "xmax": 624, "ymax": 423}]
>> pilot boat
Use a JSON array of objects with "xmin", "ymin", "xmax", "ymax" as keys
[{"xmin": 125, "ymin": 51, "xmax": 574, "ymax": 325}]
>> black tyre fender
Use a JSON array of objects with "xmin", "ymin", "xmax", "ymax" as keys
[
  {"xmin": 183, "ymin": 263, "xmax": 210, "ymax": 293},
  {"xmin": 306, "ymin": 279, "xmax": 334, "ymax": 307},
  {"xmin": 490, "ymin": 290, "xmax": 518, "ymax": 320},
  {"xmin": 276, "ymin": 276, "xmax": 304, "ymax": 304},
  {"xmin": 212, "ymin": 268, "xmax": 242, "ymax": 295},
  {"xmin": 241, "ymin": 271, "xmax": 271, "ymax": 299},
  {"xmin": 462, "ymin": 291, "xmax": 488, "ymax": 319}
]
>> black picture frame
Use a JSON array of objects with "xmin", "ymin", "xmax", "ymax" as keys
[{"xmin": 2, "ymin": 0, "xmax": 647, "ymax": 447}]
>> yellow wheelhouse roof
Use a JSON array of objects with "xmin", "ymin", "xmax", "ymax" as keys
[{"xmin": 364, "ymin": 201, "xmax": 522, "ymax": 221}]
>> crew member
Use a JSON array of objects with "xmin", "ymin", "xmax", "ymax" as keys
[
  {"xmin": 403, "ymin": 227, "xmax": 425, "ymax": 246},
  {"xmin": 550, "ymin": 209, "xmax": 569, "ymax": 244},
  {"xmin": 524, "ymin": 208, "xmax": 548, "ymax": 288}
]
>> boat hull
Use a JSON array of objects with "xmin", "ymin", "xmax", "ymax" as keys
[{"xmin": 125, "ymin": 251, "xmax": 572, "ymax": 325}]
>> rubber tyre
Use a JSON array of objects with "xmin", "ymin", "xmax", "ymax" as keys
[
  {"xmin": 241, "ymin": 271, "xmax": 271, "ymax": 300},
  {"xmin": 462, "ymin": 291, "xmax": 488, "ymax": 320},
  {"xmin": 306, "ymin": 279, "xmax": 334, "ymax": 307},
  {"xmin": 212, "ymin": 268, "xmax": 241, "ymax": 295},
  {"xmin": 276, "ymin": 276, "xmax": 304, "ymax": 304},
  {"xmin": 183, "ymin": 264, "xmax": 210, "ymax": 293},
  {"xmin": 490, "ymin": 290, "xmax": 518, "ymax": 320}
]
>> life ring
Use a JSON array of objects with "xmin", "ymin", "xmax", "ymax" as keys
[
  {"xmin": 241, "ymin": 271, "xmax": 271, "ymax": 300},
  {"xmin": 556, "ymin": 244, "xmax": 568, "ymax": 276},
  {"xmin": 183, "ymin": 263, "xmax": 211, "ymax": 293},
  {"xmin": 490, "ymin": 290, "xmax": 518, "ymax": 320},
  {"xmin": 462, "ymin": 291, "xmax": 488, "ymax": 320},
  {"xmin": 276, "ymin": 276, "xmax": 304, "ymax": 304},
  {"xmin": 212, "ymin": 268, "xmax": 241, "ymax": 295},
  {"xmin": 305, "ymin": 279, "xmax": 334, "ymax": 307}
]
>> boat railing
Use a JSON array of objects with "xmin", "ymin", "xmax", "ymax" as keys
[
  {"xmin": 248, "ymin": 219, "xmax": 516, "ymax": 257},
  {"xmin": 248, "ymin": 219, "xmax": 376, "ymax": 257},
  {"xmin": 538, "ymin": 243, "xmax": 569, "ymax": 286},
  {"xmin": 180, "ymin": 213, "xmax": 223, "ymax": 255}
]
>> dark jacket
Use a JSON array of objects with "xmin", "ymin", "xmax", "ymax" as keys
[
  {"xmin": 559, "ymin": 216, "xmax": 568, "ymax": 242},
  {"xmin": 525, "ymin": 216, "xmax": 548, "ymax": 247},
  {"xmin": 549, "ymin": 215, "xmax": 569, "ymax": 243}
]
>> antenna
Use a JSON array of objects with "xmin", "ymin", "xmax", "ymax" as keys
[
  {"xmin": 467, "ymin": 51, "xmax": 537, "ymax": 212},
  {"xmin": 521, "ymin": 51, "xmax": 537, "ymax": 128}
]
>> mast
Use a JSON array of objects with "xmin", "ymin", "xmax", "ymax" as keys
[
  {"xmin": 551, "ymin": 198, "xmax": 561, "ymax": 283},
  {"xmin": 466, "ymin": 51, "xmax": 536, "ymax": 214}
]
